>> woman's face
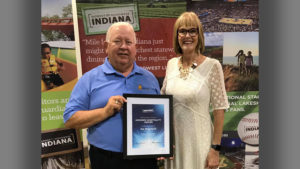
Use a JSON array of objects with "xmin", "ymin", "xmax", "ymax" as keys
[{"xmin": 177, "ymin": 25, "xmax": 198, "ymax": 54}]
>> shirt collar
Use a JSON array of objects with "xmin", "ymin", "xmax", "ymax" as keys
[{"xmin": 102, "ymin": 57, "xmax": 143, "ymax": 75}]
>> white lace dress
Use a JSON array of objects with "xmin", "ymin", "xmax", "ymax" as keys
[{"xmin": 161, "ymin": 57, "xmax": 229, "ymax": 169}]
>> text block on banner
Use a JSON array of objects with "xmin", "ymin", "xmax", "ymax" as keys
[
  {"xmin": 41, "ymin": 128, "xmax": 82, "ymax": 158},
  {"xmin": 81, "ymin": 4, "xmax": 140, "ymax": 35}
]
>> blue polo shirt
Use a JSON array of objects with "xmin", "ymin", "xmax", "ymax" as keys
[{"xmin": 63, "ymin": 57, "xmax": 160, "ymax": 152}]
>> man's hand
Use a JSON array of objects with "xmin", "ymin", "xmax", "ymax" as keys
[
  {"xmin": 157, "ymin": 145, "xmax": 175, "ymax": 161},
  {"xmin": 104, "ymin": 96, "xmax": 126, "ymax": 117}
]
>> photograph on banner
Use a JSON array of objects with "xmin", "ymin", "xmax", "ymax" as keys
[
  {"xmin": 76, "ymin": 0, "xmax": 186, "ymax": 19},
  {"xmin": 220, "ymin": 112, "xmax": 259, "ymax": 169},
  {"xmin": 187, "ymin": 0, "xmax": 259, "ymax": 32},
  {"xmin": 223, "ymin": 32, "xmax": 259, "ymax": 92},
  {"xmin": 218, "ymin": 91, "xmax": 259, "ymax": 169},
  {"xmin": 205, "ymin": 31, "xmax": 259, "ymax": 168},
  {"xmin": 74, "ymin": 0, "xmax": 186, "ymax": 80},
  {"xmin": 41, "ymin": 0, "xmax": 84, "ymax": 168},
  {"xmin": 219, "ymin": 131, "xmax": 245, "ymax": 169},
  {"xmin": 203, "ymin": 32, "xmax": 224, "ymax": 63},
  {"xmin": 245, "ymin": 144, "xmax": 259, "ymax": 169},
  {"xmin": 137, "ymin": 0, "xmax": 186, "ymax": 18},
  {"xmin": 41, "ymin": 41, "xmax": 78, "ymax": 92}
]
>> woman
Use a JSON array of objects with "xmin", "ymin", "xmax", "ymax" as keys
[
  {"xmin": 161, "ymin": 12, "xmax": 229, "ymax": 169},
  {"xmin": 235, "ymin": 50, "xmax": 246, "ymax": 75}
]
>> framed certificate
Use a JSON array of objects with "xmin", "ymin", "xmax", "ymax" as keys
[{"xmin": 123, "ymin": 94, "xmax": 173, "ymax": 159}]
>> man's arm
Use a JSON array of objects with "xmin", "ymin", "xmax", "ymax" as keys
[{"xmin": 65, "ymin": 95, "xmax": 126, "ymax": 129}]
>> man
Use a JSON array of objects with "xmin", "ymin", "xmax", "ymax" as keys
[
  {"xmin": 41, "ymin": 43, "xmax": 64, "ymax": 90},
  {"xmin": 63, "ymin": 22, "xmax": 160, "ymax": 169}
]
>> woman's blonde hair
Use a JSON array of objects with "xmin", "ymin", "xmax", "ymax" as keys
[{"xmin": 173, "ymin": 12, "xmax": 205, "ymax": 55}]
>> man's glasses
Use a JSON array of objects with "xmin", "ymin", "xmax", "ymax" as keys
[
  {"xmin": 178, "ymin": 28, "xmax": 198, "ymax": 37},
  {"xmin": 43, "ymin": 52, "xmax": 51, "ymax": 55}
]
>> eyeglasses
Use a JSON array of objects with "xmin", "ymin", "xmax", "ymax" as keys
[
  {"xmin": 178, "ymin": 28, "xmax": 198, "ymax": 37},
  {"xmin": 42, "ymin": 52, "xmax": 51, "ymax": 55}
]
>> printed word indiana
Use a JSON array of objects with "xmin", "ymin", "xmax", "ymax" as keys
[{"xmin": 91, "ymin": 15, "xmax": 132, "ymax": 25}]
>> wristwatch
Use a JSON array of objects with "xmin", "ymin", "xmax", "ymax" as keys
[{"xmin": 211, "ymin": 144, "xmax": 221, "ymax": 151}]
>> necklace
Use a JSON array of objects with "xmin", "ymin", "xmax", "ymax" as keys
[{"xmin": 179, "ymin": 57, "xmax": 198, "ymax": 80}]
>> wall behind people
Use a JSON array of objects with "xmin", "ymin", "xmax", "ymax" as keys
[{"xmin": 73, "ymin": 0, "xmax": 259, "ymax": 168}]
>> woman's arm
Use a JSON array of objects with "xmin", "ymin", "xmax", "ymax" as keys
[{"xmin": 205, "ymin": 109, "xmax": 225, "ymax": 169}]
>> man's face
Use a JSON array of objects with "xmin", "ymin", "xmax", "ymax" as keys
[
  {"xmin": 105, "ymin": 25, "xmax": 136, "ymax": 71},
  {"xmin": 42, "ymin": 47, "xmax": 51, "ymax": 59}
]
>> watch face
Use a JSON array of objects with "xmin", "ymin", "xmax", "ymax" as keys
[{"xmin": 212, "ymin": 145, "xmax": 221, "ymax": 151}]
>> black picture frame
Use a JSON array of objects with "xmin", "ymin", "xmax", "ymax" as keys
[{"xmin": 123, "ymin": 94, "xmax": 173, "ymax": 159}]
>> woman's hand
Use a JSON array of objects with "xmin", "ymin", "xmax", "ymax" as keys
[{"xmin": 205, "ymin": 148, "xmax": 220, "ymax": 169}]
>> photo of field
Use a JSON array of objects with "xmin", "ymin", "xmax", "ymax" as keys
[
  {"xmin": 76, "ymin": 0, "xmax": 186, "ymax": 18},
  {"xmin": 187, "ymin": 0, "xmax": 259, "ymax": 32},
  {"xmin": 204, "ymin": 32, "xmax": 224, "ymax": 63}
]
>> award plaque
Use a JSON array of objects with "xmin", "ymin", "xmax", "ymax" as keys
[{"xmin": 123, "ymin": 94, "xmax": 173, "ymax": 159}]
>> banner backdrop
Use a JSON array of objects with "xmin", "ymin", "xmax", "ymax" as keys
[
  {"xmin": 41, "ymin": 0, "xmax": 85, "ymax": 168},
  {"xmin": 73, "ymin": 0, "xmax": 259, "ymax": 169}
]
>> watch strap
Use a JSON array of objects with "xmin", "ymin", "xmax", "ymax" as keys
[{"xmin": 211, "ymin": 144, "xmax": 221, "ymax": 151}]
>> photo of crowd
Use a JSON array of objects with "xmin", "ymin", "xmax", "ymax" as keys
[{"xmin": 187, "ymin": 0, "xmax": 259, "ymax": 32}]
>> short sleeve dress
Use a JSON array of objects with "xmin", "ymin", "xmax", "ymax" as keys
[{"xmin": 161, "ymin": 57, "xmax": 229, "ymax": 169}]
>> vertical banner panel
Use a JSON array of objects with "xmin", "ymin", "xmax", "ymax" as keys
[
  {"xmin": 41, "ymin": 0, "xmax": 85, "ymax": 168},
  {"xmin": 187, "ymin": 0, "xmax": 259, "ymax": 168}
]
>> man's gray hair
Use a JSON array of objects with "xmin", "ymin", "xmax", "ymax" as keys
[{"xmin": 105, "ymin": 22, "xmax": 136, "ymax": 43}]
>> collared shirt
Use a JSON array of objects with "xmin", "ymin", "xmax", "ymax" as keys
[{"xmin": 63, "ymin": 57, "xmax": 160, "ymax": 152}]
